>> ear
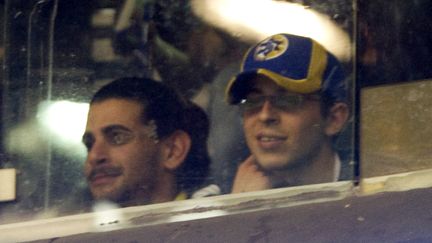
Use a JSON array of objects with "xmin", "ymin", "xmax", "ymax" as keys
[
  {"xmin": 324, "ymin": 103, "xmax": 350, "ymax": 136},
  {"xmin": 160, "ymin": 130, "xmax": 191, "ymax": 171}
]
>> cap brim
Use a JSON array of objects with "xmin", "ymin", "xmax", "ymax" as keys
[
  {"xmin": 225, "ymin": 69, "xmax": 323, "ymax": 105},
  {"xmin": 225, "ymin": 70, "xmax": 259, "ymax": 105}
]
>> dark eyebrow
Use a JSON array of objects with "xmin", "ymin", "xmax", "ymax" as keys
[
  {"xmin": 81, "ymin": 125, "xmax": 132, "ymax": 143},
  {"xmin": 102, "ymin": 124, "xmax": 133, "ymax": 134}
]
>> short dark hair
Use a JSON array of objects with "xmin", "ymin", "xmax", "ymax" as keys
[
  {"xmin": 320, "ymin": 73, "xmax": 352, "ymax": 119},
  {"xmin": 90, "ymin": 77, "xmax": 210, "ymax": 194},
  {"xmin": 176, "ymin": 101, "xmax": 211, "ymax": 194}
]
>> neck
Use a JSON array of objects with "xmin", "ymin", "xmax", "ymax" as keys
[
  {"xmin": 271, "ymin": 141, "xmax": 338, "ymax": 187},
  {"xmin": 150, "ymin": 170, "xmax": 179, "ymax": 204},
  {"xmin": 119, "ymin": 171, "xmax": 179, "ymax": 207}
]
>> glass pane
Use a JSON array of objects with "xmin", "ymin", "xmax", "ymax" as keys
[
  {"xmin": 0, "ymin": 0, "xmax": 355, "ymax": 225},
  {"xmin": 361, "ymin": 80, "xmax": 432, "ymax": 177},
  {"xmin": 357, "ymin": 0, "xmax": 432, "ymax": 178}
]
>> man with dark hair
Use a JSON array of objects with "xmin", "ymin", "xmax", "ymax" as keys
[
  {"xmin": 226, "ymin": 33, "xmax": 352, "ymax": 193},
  {"xmin": 82, "ymin": 77, "xmax": 211, "ymax": 206}
]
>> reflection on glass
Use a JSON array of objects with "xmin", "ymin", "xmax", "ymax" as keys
[
  {"xmin": 357, "ymin": 0, "xmax": 432, "ymax": 179},
  {"xmin": 38, "ymin": 101, "xmax": 89, "ymax": 145},
  {"xmin": 191, "ymin": 0, "xmax": 351, "ymax": 61},
  {"xmin": 0, "ymin": 0, "xmax": 354, "ymax": 225}
]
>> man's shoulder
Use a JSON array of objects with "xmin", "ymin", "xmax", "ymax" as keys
[{"xmin": 190, "ymin": 184, "xmax": 221, "ymax": 199}]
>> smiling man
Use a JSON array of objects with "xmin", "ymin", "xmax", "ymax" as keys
[
  {"xmin": 226, "ymin": 33, "xmax": 352, "ymax": 193},
  {"xmin": 82, "ymin": 77, "xmax": 211, "ymax": 207}
]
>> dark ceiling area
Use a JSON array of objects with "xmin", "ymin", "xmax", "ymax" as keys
[
  {"xmin": 357, "ymin": 0, "xmax": 432, "ymax": 87},
  {"xmin": 3, "ymin": 0, "xmax": 432, "ymax": 88}
]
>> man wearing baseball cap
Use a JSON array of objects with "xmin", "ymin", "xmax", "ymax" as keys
[{"xmin": 226, "ymin": 33, "xmax": 352, "ymax": 193}]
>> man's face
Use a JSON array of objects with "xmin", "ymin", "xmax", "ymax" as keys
[
  {"xmin": 83, "ymin": 98, "xmax": 162, "ymax": 204},
  {"xmin": 241, "ymin": 76, "xmax": 329, "ymax": 171}
]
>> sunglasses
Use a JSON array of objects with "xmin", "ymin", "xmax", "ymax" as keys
[{"xmin": 238, "ymin": 94, "xmax": 320, "ymax": 113}]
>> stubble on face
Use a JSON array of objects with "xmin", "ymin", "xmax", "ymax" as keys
[
  {"xmin": 89, "ymin": 147, "xmax": 161, "ymax": 206},
  {"xmin": 84, "ymin": 99, "xmax": 163, "ymax": 206}
]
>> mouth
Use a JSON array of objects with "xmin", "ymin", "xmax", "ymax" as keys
[
  {"xmin": 259, "ymin": 136, "xmax": 285, "ymax": 141},
  {"xmin": 257, "ymin": 133, "xmax": 286, "ymax": 149},
  {"xmin": 88, "ymin": 167, "xmax": 122, "ymax": 186}
]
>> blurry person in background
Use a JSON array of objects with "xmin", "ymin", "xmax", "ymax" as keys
[
  {"xmin": 83, "ymin": 77, "xmax": 213, "ymax": 207},
  {"xmin": 112, "ymin": 0, "xmax": 253, "ymax": 193},
  {"xmin": 226, "ymin": 34, "xmax": 352, "ymax": 193}
]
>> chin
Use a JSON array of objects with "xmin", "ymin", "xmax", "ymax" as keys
[
  {"xmin": 257, "ymin": 155, "xmax": 298, "ymax": 171},
  {"xmin": 91, "ymin": 187, "xmax": 121, "ymax": 202},
  {"xmin": 257, "ymin": 158, "xmax": 286, "ymax": 170}
]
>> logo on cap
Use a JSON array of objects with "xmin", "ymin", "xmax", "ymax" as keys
[{"xmin": 254, "ymin": 34, "xmax": 289, "ymax": 61}]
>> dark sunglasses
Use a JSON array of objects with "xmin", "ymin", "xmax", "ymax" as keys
[{"xmin": 238, "ymin": 94, "xmax": 320, "ymax": 113}]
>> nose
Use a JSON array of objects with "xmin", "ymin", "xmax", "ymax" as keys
[
  {"xmin": 258, "ymin": 100, "xmax": 280, "ymax": 125},
  {"xmin": 85, "ymin": 140, "xmax": 109, "ymax": 167}
]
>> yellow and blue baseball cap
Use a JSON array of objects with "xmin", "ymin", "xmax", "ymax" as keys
[{"xmin": 226, "ymin": 33, "xmax": 347, "ymax": 104}]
